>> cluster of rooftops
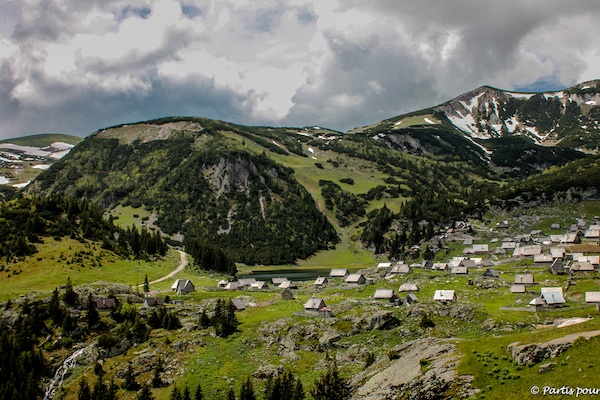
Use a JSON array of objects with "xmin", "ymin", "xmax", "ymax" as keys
[{"xmin": 94, "ymin": 217, "xmax": 600, "ymax": 316}]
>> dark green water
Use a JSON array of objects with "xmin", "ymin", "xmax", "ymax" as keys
[{"xmin": 244, "ymin": 268, "xmax": 328, "ymax": 282}]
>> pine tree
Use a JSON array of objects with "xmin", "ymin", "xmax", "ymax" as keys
[
  {"xmin": 151, "ymin": 358, "xmax": 164, "ymax": 388},
  {"xmin": 63, "ymin": 277, "xmax": 79, "ymax": 306},
  {"xmin": 239, "ymin": 376, "xmax": 256, "ymax": 400},
  {"xmin": 77, "ymin": 378, "xmax": 91, "ymax": 400},
  {"xmin": 227, "ymin": 387, "xmax": 236, "ymax": 400},
  {"xmin": 136, "ymin": 383, "xmax": 155, "ymax": 400},
  {"xmin": 86, "ymin": 293, "xmax": 100, "ymax": 327},
  {"xmin": 182, "ymin": 385, "xmax": 191, "ymax": 400},
  {"xmin": 212, "ymin": 299, "xmax": 225, "ymax": 336},
  {"xmin": 121, "ymin": 363, "xmax": 140, "ymax": 391},
  {"xmin": 310, "ymin": 362, "xmax": 351, "ymax": 400},
  {"xmin": 170, "ymin": 384, "xmax": 182, "ymax": 400},
  {"xmin": 194, "ymin": 383, "xmax": 203, "ymax": 400},
  {"xmin": 143, "ymin": 274, "xmax": 150, "ymax": 293},
  {"xmin": 49, "ymin": 287, "xmax": 63, "ymax": 325},
  {"xmin": 198, "ymin": 309, "xmax": 211, "ymax": 329},
  {"xmin": 224, "ymin": 299, "xmax": 238, "ymax": 336}
]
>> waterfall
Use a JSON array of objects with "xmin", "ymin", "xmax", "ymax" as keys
[{"xmin": 43, "ymin": 347, "xmax": 86, "ymax": 400}]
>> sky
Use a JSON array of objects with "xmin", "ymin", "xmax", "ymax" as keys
[{"xmin": 2, "ymin": 0, "xmax": 600, "ymax": 139}]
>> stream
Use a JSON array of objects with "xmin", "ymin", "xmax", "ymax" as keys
[{"xmin": 43, "ymin": 347, "xmax": 86, "ymax": 400}]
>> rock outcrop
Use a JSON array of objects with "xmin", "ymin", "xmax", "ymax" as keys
[
  {"xmin": 507, "ymin": 330, "xmax": 600, "ymax": 366},
  {"xmin": 350, "ymin": 338, "xmax": 478, "ymax": 400}
]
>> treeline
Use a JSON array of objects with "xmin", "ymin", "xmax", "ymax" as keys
[
  {"xmin": 0, "ymin": 279, "xmax": 185, "ymax": 400},
  {"xmin": 33, "ymin": 133, "xmax": 338, "ymax": 265},
  {"xmin": 184, "ymin": 237, "xmax": 237, "ymax": 275},
  {"xmin": 0, "ymin": 196, "xmax": 167, "ymax": 263},
  {"xmin": 0, "ymin": 311, "xmax": 47, "ymax": 399},
  {"xmin": 496, "ymin": 154, "xmax": 600, "ymax": 205},
  {"xmin": 213, "ymin": 361, "xmax": 350, "ymax": 400},
  {"xmin": 198, "ymin": 298, "xmax": 239, "ymax": 337},
  {"xmin": 360, "ymin": 185, "xmax": 493, "ymax": 257},
  {"xmin": 319, "ymin": 180, "xmax": 367, "ymax": 226}
]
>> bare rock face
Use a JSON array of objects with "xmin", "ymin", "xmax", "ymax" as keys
[
  {"xmin": 507, "ymin": 330, "xmax": 600, "ymax": 366},
  {"xmin": 350, "ymin": 338, "xmax": 478, "ymax": 400}
]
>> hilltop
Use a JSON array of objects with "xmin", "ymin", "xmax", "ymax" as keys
[{"xmin": 3, "ymin": 80, "xmax": 600, "ymax": 400}]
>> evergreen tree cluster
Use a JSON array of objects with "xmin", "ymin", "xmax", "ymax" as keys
[
  {"xmin": 76, "ymin": 375, "xmax": 118, "ymax": 400},
  {"xmin": 146, "ymin": 307, "xmax": 182, "ymax": 330},
  {"xmin": 318, "ymin": 180, "xmax": 367, "ymax": 227},
  {"xmin": 0, "ymin": 317, "xmax": 46, "ymax": 400},
  {"xmin": 31, "ymin": 133, "xmax": 339, "ymax": 265},
  {"xmin": 184, "ymin": 237, "xmax": 237, "ymax": 275},
  {"xmin": 198, "ymin": 299, "xmax": 239, "ymax": 337},
  {"xmin": 0, "ymin": 195, "xmax": 167, "ymax": 263}
]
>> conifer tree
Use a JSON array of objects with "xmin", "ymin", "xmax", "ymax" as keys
[
  {"xmin": 77, "ymin": 378, "xmax": 91, "ymax": 400},
  {"xmin": 49, "ymin": 287, "xmax": 63, "ymax": 325},
  {"xmin": 86, "ymin": 293, "xmax": 100, "ymax": 327},
  {"xmin": 151, "ymin": 358, "xmax": 164, "ymax": 388},
  {"xmin": 136, "ymin": 383, "xmax": 155, "ymax": 400},
  {"xmin": 226, "ymin": 387, "xmax": 236, "ymax": 400},
  {"xmin": 143, "ymin": 275, "xmax": 150, "ymax": 293},
  {"xmin": 194, "ymin": 383, "xmax": 204, "ymax": 400},
  {"xmin": 122, "ymin": 363, "xmax": 140, "ymax": 391},
  {"xmin": 239, "ymin": 376, "xmax": 256, "ymax": 400},
  {"xmin": 310, "ymin": 361, "xmax": 351, "ymax": 400},
  {"xmin": 182, "ymin": 385, "xmax": 191, "ymax": 400},
  {"xmin": 63, "ymin": 277, "xmax": 79, "ymax": 306},
  {"xmin": 170, "ymin": 384, "xmax": 182, "ymax": 400}
]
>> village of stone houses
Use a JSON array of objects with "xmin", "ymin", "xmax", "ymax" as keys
[{"xmin": 37, "ymin": 211, "xmax": 600, "ymax": 400}]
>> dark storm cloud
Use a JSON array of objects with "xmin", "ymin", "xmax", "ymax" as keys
[{"xmin": 1, "ymin": 0, "xmax": 600, "ymax": 138}]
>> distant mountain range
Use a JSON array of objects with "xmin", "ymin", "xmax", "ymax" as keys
[
  {"xmin": 0, "ymin": 133, "xmax": 82, "ymax": 190},
  {"xmin": 14, "ymin": 80, "xmax": 600, "ymax": 264}
]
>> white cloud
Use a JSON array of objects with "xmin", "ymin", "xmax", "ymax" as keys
[{"xmin": 1, "ymin": 0, "xmax": 600, "ymax": 138}]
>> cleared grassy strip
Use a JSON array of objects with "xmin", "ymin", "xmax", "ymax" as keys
[{"xmin": 0, "ymin": 239, "xmax": 181, "ymax": 300}]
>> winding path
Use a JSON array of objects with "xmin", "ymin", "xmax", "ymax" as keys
[{"xmin": 148, "ymin": 250, "xmax": 188, "ymax": 285}]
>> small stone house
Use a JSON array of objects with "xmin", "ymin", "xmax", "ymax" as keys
[
  {"xmin": 217, "ymin": 280, "xmax": 229, "ymax": 288},
  {"xmin": 250, "ymin": 281, "xmax": 269, "ymax": 290},
  {"xmin": 514, "ymin": 274, "xmax": 535, "ymax": 286},
  {"xmin": 329, "ymin": 268, "xmax": 349, "ymax": 278},
  {"xmin": 144, "ymin": 297, "xmax": 164, "ymax": 307},
  {"xmin": 433, "ymin": 290, "xmax": 457, "ymax": 303},
  {"xmin": 399, "ymin": 283, "xmax": 419, "ymax": 292},
  {"xmin": 95, "ymin": 298, "xmax": 116, "ymax": 310},
  {"xmin": 483, "ymin": 268, "xmax": 499, "ymax": 278},
  {"xmin": 570, "ymin": 261, "xmax": 595, "ymax": 272},
  {"xmin": 585, "ymin": 292, "xmax": 600, "ymax": 312},
  {"xmin": 345, "ymin": 274, "xmax": 366, "ymax": 285},
  {"xmin": 404, "ymin": 293, "xmax": 418, "ymax": 305},
  {"xmin": 529, "ymin": 297, "xmax": 546, "ymax": 311},
  {"xmin": 451, "ymin": 266, "xmax": 468, "ymax": 275},
  {"xmin": 272, "ymin": 277, "xmax": 289, "ymax": 286},
  {"xmin": 510, "ymin": 284, "xmax": 526, "ymax": 294},
  {"xmin": 314, "ymin": 277, "xmax": 329, "ymax": 288},
  {"xmin": 171, "ymin": 279, "xmax": 195, "ymax": 295},
  {"xmin": 540, "ymin": 287, "xmax": 566, "ymax": 308},
  {"xmin": 230, "ymin": 298, "xmax": 246, "ymax": 311},
  {"xmin": 237, "ymin": 278, "xmax": 257, "ymax": 288},
  {"xmin": 282, "ymin": 288, "xmax": 294, "ymax": 300},
  {"xmin": 390, "ymin": 263, "xmax": 412, "ymax": 275},
  {"xmin": 278, "ymin": 280, "xmax": 298, "ymax": 289},
  {"xmin": 224, "ymin": 281, "xmax": 240, "ymax": 291},
  {"xmin": 373, "ymin": 289, "xmax": 399, "ymax": 303},
  {"xmin": 304, "ymin": 298, "xmax": 326, "ymax": 313}
]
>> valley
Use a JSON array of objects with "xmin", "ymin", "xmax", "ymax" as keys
[{"xmin": 2, "ymin": 80, "xmax": 600, "ymax": 399}]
